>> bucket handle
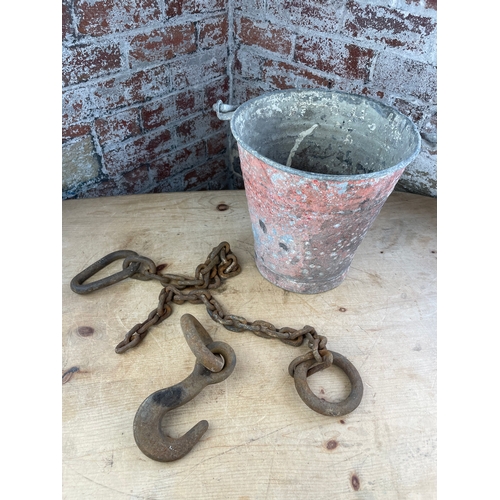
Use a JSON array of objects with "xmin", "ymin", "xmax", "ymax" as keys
[{"xmin": 213, "ymin": 100, "xmax": 240, "ymax": 121}]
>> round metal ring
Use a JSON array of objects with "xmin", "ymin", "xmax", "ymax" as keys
[
  {"xmin": 192, "ymin": 341, "xmax": 237, "ymax": 384},
  {"xmin": 292, "ymin": 350, "xmax": 363, "ymax": 416}
]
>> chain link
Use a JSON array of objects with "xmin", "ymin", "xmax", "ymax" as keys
[{"xmin": 109, "ymin": 242, "xmax": 333, "ymax": 373}]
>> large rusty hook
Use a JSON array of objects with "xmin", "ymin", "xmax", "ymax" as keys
[{"xmin": 133, "ymin": 318, "xmax": 236, "ymax": 462}]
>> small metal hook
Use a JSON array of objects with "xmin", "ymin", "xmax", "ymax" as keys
[
  {"xmin": 290, "ymin": 350, "xmax": 363, "ymax": 417},
  {"xmin": 133, "ymin": 337, "xmax": 236, "ymax": 462},
  {"xmin": 212, "ymin": 99, "xmax": 239, "ymax": 121}
]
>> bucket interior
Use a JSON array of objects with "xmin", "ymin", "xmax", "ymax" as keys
[{"xmin": 231, "ymin": 90, "xmax": 421, "ymax": 176}]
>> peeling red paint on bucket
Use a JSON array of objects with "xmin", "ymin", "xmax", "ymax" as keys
[{"xmin": 230, "ymin": 89, "xmax": 421, "ymax": 294}]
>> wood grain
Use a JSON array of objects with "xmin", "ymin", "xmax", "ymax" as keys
[{"xmin": 62, "ymin": 190, "xmax": 436, "ymax": 499}]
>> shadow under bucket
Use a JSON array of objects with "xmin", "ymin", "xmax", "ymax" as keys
[{"xmin": 229, "ymin": 89, "xmax": 421, "ymax": 294}]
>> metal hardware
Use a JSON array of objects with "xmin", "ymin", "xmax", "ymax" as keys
[
  {"xmin": 70, "ymin": 250, "xmax": 141, "ymax": 294},
  {"xmin": 133, "ymin": 315, "xmax": 236, "ymax": 462},
  {"xmin": 71, "ymin": 241, "xmax": 364, "ymax": 460},
  {"xmin": 212, "ymin": 99, "xmax": 239, "ymax": 121},
  {"xmin": 225, "ymin": 89, "xmax": 421, "ymax": 293},
  {"xmin": 290, "ymin": 350, "xmax": 363, "ymax": 416},
  {"xmin": 181, "ymin": 314, "xmax": 225, "ymax": 373}
]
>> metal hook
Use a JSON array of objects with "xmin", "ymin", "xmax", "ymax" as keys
[
  {"xmin": 290, "ymin": 350, "xmax": 363, "ymax": 417},
  {"xmin": 212, "ymin": 99, "xmax": 239, "ymax": 121},
  {"xmin": 133, "ymin": 320, "xmax": 236, "ymax": 462}
]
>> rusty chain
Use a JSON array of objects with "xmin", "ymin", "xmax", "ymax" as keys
[
  {"xmin": 71, "ymin": 242, "xmax": 334, "ymax": 373},
  {"xmin": 71, "ymin": 241, "xmax": 364, "ymax": 422}
]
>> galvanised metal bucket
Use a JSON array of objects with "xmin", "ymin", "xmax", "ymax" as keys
[{"xmin": 219, "ymin": 89, "xmax": 421, "ymax": 294}]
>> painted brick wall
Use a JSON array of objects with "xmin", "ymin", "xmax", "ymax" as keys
[
  {"xmin": 231, "ymin": 0, "xmax": 437, "ymax": 196},
  {"xmin": 63, "ymin": 0, "xmax": 437, "ymax": 199},
  {"xmin": 62, "ymin": 0, "xmax": 231, "ymax": 199}
]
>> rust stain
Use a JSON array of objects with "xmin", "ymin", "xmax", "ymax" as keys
[
  {"xmin": 156, "ymin": 263, "xmax": 169, "ymax": 272},
  {"xmin": 232, "ymin": 90, "xmax": 420, "ymax": 294},
  {"xmin": 238, "ymin": 145, "xmax": 408, "ymax": 293},
  {"xmin": 217, "ymin": 203, "xmax": 229, "ymax": 211}
]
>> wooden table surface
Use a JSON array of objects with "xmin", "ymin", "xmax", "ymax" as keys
[{"xmin": 62, "ymin": 190, "xmax": 437, "ymax": 499}]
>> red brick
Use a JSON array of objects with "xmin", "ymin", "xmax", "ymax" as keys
[
  {"xmin": 328, "ymin": 81, "xmax": 385, "ymax": 100},
  {"xmin": 74, "ymin": 0, "xmax": 161, "ymax": 37},
  {"xmin": 93, "ymin": 64, "xmax": 168, "ymax": 110},
  {"xmin": 206, "ymin": 130, "xmax": 227, "ymax": 156},
  {"xmin": 234, "ymin": 48, "xmax": 263, "ymax": 80},
  {"xmin": 62, "ymin": 42, "xmax": 122, "ymax": 86},
  {"xmin": 232, "ymin": 77, "xmax": 271, "ymax": 104},
  {"xmin": 82, "ymin": 179, "xmax": 120, "ymax": 198},
  {"xmin": 63, "ymin": 1, "xmax": 73, "ymax": 41},
  {"xmin": 404, "ymin": 0, "xmax": 436, "ymax": 8},
  {"xmin": 95, "ymin": 108, "xmax": 142, "ymax": 144},
  {"xmin": 170, "ymin": 47, "xmax": 226, "ymax": 89},
  {"xmin": 128, "ymin": 23, "xmax": 196, "ymax": 67},
  {"xmin": 184, "ymin": 157, "xmax": 227, "ymax": 190},
  {"xmin": 204, "ymin": 76, "xmax": 230, "ymax": 107},
  {"xmin": 150, "ymin": 141, "xmax": 206, "ymax": 181},
  {"xmin": 196, "ymin": 169, "xmax": 229, "ymax": 190},
  {"xmin": 372, "ymin": 53, "xmax": 436, "ymax": 102},
  {"xmin": 198, "ymin": 16, "xmax": 228, "ymax": 49},
  {"xmin": 166, "ymin": 0, "xmax": 192, "ymax": 17},
  {"xmin": 268, "ymin": 0, "xmax": 344, "ymax": 33},
  {"xmin": 234, "ymin": 0, "xmax": 265, "ymax": 10},
  {"xmin": 62, "ymin": 87, "xmax": 93, "ymax": 127},
  {"xmin": 262, "ymin": 60, "xmax": 332, "ymax": 90},
  {"xmin": 141, "ymin": 89, "xmax": 203, "ymax": 130},
  {"xmin": 176, "ymin": 89, "xmax": 201, "ymax": 113},
  {"xmin": 121, "ymin": 165, "xmax": 151, "ymax": 193},
  {"xmin": 62, "ymin": 122, "xmax": 92, "ymax": 143},
  {"xmin": 343, "ymin": 1, "xmax": 436, "ymax": 55},
  {"xmin": 237, "ymin": 17, "xmax": 293, "ymax": 55},
  {"xmin": 295, "ymin": 35, "xmax": 376, "ymax": 81},
  {"xmin": 166, "ymin": 0, "xmax": 225, "ymax": 17},
  {"xmin": 176, "ymin": 112, "xmax": 226, "ymax": 147},
  {"xmin": 392, "ymin": 98, "xmax": 427, "ymax": 126},
  {"xmin": 102, "ymin": 127, "xmax": 175, "ymax": 176}
]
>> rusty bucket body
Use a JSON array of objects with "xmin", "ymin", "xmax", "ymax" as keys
[{"xmin": 229, "ymin": 89, "xmax": 421, "ymax": 294}]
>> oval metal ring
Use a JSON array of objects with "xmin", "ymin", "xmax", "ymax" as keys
[
  {"xmin": 70, "ymin": 250, "xmax": 140, "ymax": 294},
  {"xmin": 180, "ymin": 314, "xmax": 224, "ymax": 373},
  {"xmin": 122, "ymin": 255, "xmax": 157, "ymax": 281},
  {"xmin": 292, "ymin": 350, "xmax": 363, "ymax": 417}
]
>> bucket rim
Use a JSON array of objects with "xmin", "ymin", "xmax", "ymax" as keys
[{"xmin": 229, "ymin": 88, "xmax": 422, "ymax": 182}]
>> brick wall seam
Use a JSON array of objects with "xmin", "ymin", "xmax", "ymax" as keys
[
  {"xmin": 226, "ymin": 0, "xmax": 236, "ymax": 103},
  {"xmin": 64, "ymin": 76, "xmax": 226, "ymax": 137},
  {"xmin": 233, "ymin": 20, "xmax": 435, "ymax": 105},
  {"xmin": 237, "ymin": 10, "xmax": 435, "ymax": 65},
  {"xmin": 63, "ymin": 1, "xmax": 78, "ymax": 43},
  {"xmin": 63, "ymin": 0, "xmax": 436, "ymax": 198},
  {"xmin": 157, "ymin": 0, "xmax": 165, "ymax": 18}
]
